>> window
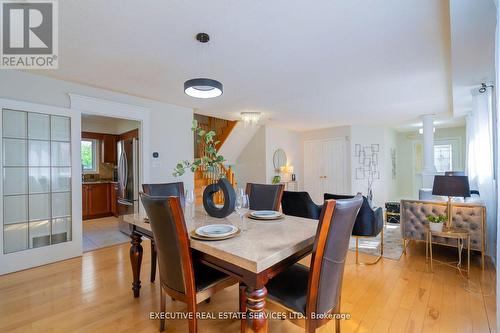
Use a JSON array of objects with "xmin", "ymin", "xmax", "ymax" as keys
[
  {"xmin": 81, "ymin": 139, "xmax": 98, "ymax": 173},
  {"xmin": 434, "ymin": 144, "xmax": 452, "ymax": 173}
]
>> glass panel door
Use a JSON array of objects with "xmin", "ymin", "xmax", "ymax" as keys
[{"xmin": 2, "ymin": 109, "xmax": 72, "ymax": 253}]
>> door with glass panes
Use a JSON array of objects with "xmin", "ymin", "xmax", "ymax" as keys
[{"xmin": 1, "ymin": 107, "xmax": 80, "ymax": 274}]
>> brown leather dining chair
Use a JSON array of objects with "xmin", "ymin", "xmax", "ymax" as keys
[
  {"xmin": 265, "ymin": 194, "xmax": 363, "ymax": 332},
  {"xmin": 140, "ymin": 194, "xmax": 237, "ymax": 332},
  {"xmin": 142, "ymin": 182, "xmax": 185, "ymax": 283},
  {"xmin": 245, "ymin": 183, "xmax": 285, "ymax": 211}
]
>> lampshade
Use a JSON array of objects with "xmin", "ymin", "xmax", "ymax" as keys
[
  {"xmin": 432, "ymin": 175, "xmax": 471, "ymax": 197},
  {"xmin": 184, "ymin": 78, "xmax": 223, "ymax": 99}
]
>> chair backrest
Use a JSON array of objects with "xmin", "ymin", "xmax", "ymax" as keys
[
  {"xmin": 306, "ymin": 194, "xmax": 362, "ymax": 316},
  {"xmin": 245, "ymin": 183, "xmax": 284, "ymax": 211},
  {"xmin": 323, "ymin": 193, "xmax": 376, "ymax": 235},
  {"xmin": 142, "ymin": 182, "xmax": 185, "ymax": 207},
  {"xmin": 282, "ymin": 191, "xmax": 322, "ymax": 219},
  {"xmin": 139, "ymin": 194, "xmax": 195, "ymax": 297}
]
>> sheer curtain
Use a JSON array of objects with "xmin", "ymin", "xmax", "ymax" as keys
[{"xmin": 466, "ymin": 87, "xmax": 496, "ymax": 258}]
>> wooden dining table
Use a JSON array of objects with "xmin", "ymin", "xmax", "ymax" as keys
[{"xmin": 122, "ymin": 209, "xmax": 318, "ymax": 333}]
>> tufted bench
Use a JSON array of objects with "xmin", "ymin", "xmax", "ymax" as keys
[{"xmin": 400, "ymin": 199, "xmax": 486, "ymax": 269}]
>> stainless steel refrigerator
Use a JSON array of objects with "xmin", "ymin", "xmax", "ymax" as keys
[{"xmin": 117, "ymin": 137, "xmax": 139, "ymax": 235}]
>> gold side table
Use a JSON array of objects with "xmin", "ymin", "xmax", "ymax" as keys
[{"xmin": 426, "ymin": 227, "xmax": 470, "ymax": 278}]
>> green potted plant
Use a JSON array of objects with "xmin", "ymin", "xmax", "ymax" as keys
[
  {"xmin": 173, "ymin": 120, "xmax": 235, "ymax": 218},
  {"xmin": 426, "ymin": 214, "xmax": 446, "ymax": 232}
]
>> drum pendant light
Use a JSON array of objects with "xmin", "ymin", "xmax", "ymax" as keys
[{"xmin": 184, "ymin": 33, "xmax": 223, "ymax": 99}]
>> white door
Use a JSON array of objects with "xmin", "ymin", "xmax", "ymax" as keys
[
  {"xmin": 0, "ymin": 101, "xmax": 82, "ymax": 275},
  {"xmin": 304, "ymin": 140, "xmax": 323, "ymax": 203},
  {"xmin": 322, "ymin": 138, "xmax": 348, "ymax": 195},
  {"xmin": 304, "ymin": 138, "xmax": 348, "ymax": 203}
]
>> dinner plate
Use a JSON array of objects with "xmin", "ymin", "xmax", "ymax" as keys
[
  {"xmin": 195, "ymin": 224, "xmax": 238, "ymax": 238},
  {"xmin": 190, "ymin": 229, "xmax": 240, "ymax": 241},
  {"xmin": 249, "ymin": 210, "xmax": 283, "ymax": 220}
]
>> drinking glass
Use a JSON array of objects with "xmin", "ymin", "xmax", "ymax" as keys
[
  {"xmin": 185, "ymin": 189, "xmax": 195, "ymax": 219},
  {"xmin": 235, "ymin": 193, "xmax": 250, "ymax": 231}
]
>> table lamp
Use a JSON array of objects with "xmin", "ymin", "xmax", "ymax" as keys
[{"xmin": 432, "ymin": 175, "xmax": 471, "ymax": 227}]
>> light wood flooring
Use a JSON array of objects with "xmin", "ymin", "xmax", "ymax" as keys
[{"xmin": 0, "ymin": 239, "xmax": 496, "ymax": 332}]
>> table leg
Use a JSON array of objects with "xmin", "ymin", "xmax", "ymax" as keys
[
  {"xmin": 130, "ymin": 232, "xmax": 143, "ymax": 298},
  {"xmin": 429, "ymin": 233, "xmax": 433, "ymax": 272},
  {"xmin": 150, "ymin": 240, "xmax": 157, "ymax": 283},
  {"xmin": 467, "ymin": 236, "xmax": 470, "ymax": 279},
  {"xmin": 244, "ymin": 286, "xmax": 268, "ymax": 333}
]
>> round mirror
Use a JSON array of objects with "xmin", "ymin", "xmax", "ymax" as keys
[{"xmin": 273, "ymin": 149, "xmax": 287, "ymax": 171}]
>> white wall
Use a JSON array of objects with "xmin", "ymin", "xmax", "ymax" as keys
[
  {"xmin": 265, "ymin": 126, "xmax": 302, "ymax": 187},
  {"xmin": 350, "ymin": 125, "xmax": 398, "ymax": 207},
  {"xmin": 234, "ymin": 125, "xmax": 303, "ymax": 188},
  {"xmin": 234, "ymin": 126, "xmax": 267, "ymax": 187},
  {"xmin": 0, "ymin": 71, "xmax": 194, "ymax": 189},
  {"xmin": 81, "ymin": 117, "xmax": 139, "ymax": 135}
]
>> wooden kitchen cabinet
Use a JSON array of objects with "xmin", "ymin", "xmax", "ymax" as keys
[
  {"xmin": 82, "ymin": 183, "xmax": 113, "ymax": 220},
  {"xmin": 82, "ymin": 185, "xmax": 89, "ymax": 217},
  {"xmin": 102, "ymin": 134, "xmax": 117, "ymax": 164},
  {"xmin": 110, "ymin": 183, "xmax": 118, "ymax": 217}
]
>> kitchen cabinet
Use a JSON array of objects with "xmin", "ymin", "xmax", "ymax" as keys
[
  {"xmin": 82, "ymin": 184, "xmax": 89, "ymax": 217},
  {"xmin": 111, "ymin": 183, "xmax": 118, "ymax": 217},
  {"xmin": 82, "ymin": 183, "xmax": 115, "ymax": 220},
  {"xmin": 81, "ymin": 132, "xmax": 118, "ymax": 165},
  {"xmin": 102, "ymin": 134, "xmax": 117, "ymax": 164}
]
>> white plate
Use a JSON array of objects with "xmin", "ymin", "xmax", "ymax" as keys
[
  {"xmin": 250, "ymin": 210, "xmax": 282, "ymax": 218},
  {"xmin": 195, "ymin": 224, "xmax": 238, "ymax": 238}
]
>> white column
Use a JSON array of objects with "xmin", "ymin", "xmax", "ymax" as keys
[{"xmin": 421, "ymin": 114, "xmax": 436, "ymax": 188}]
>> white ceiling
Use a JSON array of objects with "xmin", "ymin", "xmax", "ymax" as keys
[{"xmin": 35, "ymin": 0, "xmax": 456, "ymax": 131}]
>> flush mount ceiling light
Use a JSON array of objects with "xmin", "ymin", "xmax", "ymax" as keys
[
  {"xmin": 184, "ymin": 33, "xmax": 223, "ymax": 99},
  {"xmin": 241, "ymin": 112, "xmax": 262, "ymax": 126}
]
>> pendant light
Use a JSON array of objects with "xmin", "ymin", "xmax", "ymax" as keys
[{"xmin": 184, "ymin": 33, "xmax": 223, "ymax": 99}]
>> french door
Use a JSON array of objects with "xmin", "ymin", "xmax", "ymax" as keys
[
  {"xmin": 0, "ymin": 101, "xmax": 82, "ymax": 275},
  {"xmin": 304, "ymin": 138, "xmax": 349, "ymax": 203}
]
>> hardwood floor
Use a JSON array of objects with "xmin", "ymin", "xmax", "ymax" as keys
[{"xmin": 0, "ymin": 240, "xmax": 495, "ymax": 332}]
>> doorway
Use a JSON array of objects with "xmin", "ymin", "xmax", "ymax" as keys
[{"xmin": 80, "ymin": 114, "xmax": 140, "ymax": 252}]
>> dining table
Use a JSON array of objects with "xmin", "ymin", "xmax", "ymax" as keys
[{"xmin": 122, "ymin": 208, "xmax": 319, "ymax": 333}]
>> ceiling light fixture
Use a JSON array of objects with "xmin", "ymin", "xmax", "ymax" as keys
[
  {"xmin": 241, "ymin": 112, "xmax": 262, "ymax": 126},
  {"xmin": 184, "ymin": 33, "xmax": 223, "ymax": 99}
]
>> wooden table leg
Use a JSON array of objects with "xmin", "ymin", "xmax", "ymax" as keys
[
  {"xmin": 244, "ymin": 286, "xmax": 268, "ymax": 333},
  {"xmin": 150, "ymin": 240, "xmax": 157, "ymax": 283},
  {"xmin": 130, "ymin": 232, "xmax": 143, "ymax": 298}
]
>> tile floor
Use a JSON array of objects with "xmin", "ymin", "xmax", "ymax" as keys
[{"xmin": 82, "ymin": 216, "xmax": 130, "ymax": 252}]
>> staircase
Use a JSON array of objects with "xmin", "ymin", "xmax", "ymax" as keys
[{"xmin": 194, "ymin": 114, "xmax": 238, "ymax": 204}]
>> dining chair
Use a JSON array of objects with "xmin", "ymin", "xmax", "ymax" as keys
[
  {"xmin": 142, "ymin": 182, "xmax": 185, "ymax": 282},
  {"xmin": 140, "ymin": 194, "xmax": 238, "ymax": 332},
  {"xmin": 265, "ymin": 194, "xmax": 363, "ymax": 333},
  {"xmin": 324, "ymin": 193, "xmax": 384, "ymax": 265},
  {"xmin": 142, "ymin": 182, "xmax": 185, "ymax": 207},
  {"xmin": 245, "ymin": 183, "xmax": 285, "ymax": 211},
  {"xmin": 281, "ymin": 191, "xmax": 323, "ymax": 220}
]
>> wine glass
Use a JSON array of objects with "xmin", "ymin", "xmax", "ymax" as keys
[
  {"xmin": 185, "ymin": 189, "xmax": 195, "ymax": 219},
  {"xmin": 235, "ymin": 193, "xmax": 250, "ymax": 231}
]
